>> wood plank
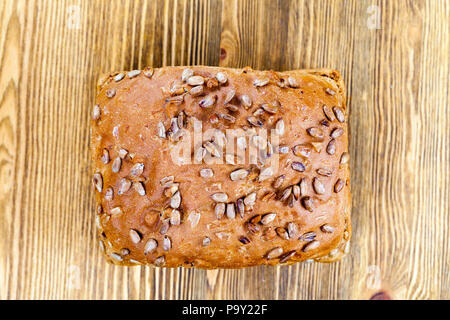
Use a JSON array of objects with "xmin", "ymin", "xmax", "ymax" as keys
[{"xmin": 0, "ymin": 0, "xmax": 448, "ymax": 300}]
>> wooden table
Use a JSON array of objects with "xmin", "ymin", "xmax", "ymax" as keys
[{"xmin": 0, "ymin": 0, "xmax": 448, "ymax": 300}]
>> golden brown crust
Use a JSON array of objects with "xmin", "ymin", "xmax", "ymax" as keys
[{"xmin": 91, "ymin": 66, "xmax": 351, "ymax": 268}]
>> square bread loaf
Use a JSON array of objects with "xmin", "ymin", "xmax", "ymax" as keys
[{"xmin": 91, "ymin": 66, "xmax": 351, "ymax": 268}]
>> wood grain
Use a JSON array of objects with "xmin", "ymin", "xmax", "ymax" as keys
[{"xmin": 0, "ymin": 0, "xmax": 448, "ymax": 300}]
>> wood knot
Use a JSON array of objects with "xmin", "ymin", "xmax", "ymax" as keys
[
  {"xmin": 370, "ymin": 291, "xmax": 392, "ymax": 300},
  {"xmin": 220, "ymin": 48, "xmax": 227, "ymax": 60}
]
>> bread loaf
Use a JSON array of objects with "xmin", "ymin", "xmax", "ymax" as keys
[{"xmin": 91, "ymin": 66, "xmax": 351, "ymax": 268}]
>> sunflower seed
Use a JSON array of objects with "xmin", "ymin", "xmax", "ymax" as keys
[
  {"xmin": 101, "ymin": 149, "xmax": 110, "ymax": 164},
  {"xmin": 194, "ymin": 146, "xmax": 206, "ymax": 163},
  {"xmin": 299, "ymin": 231, "xmax": 316, "ymax": 242},
  {"xmin": 188, "ymin": 211, "xmax": 200, "ymax": 228},
  {"xmin": 320, "ymin": 119, "xmax": 330, "ymax": 127},
  {"xmin": 273, "ymin": 175, "xmax": 285, "ymax": 189},
  {"xmin": 224, "ymin": 89, "xmax": 236, "ymax": 105},
  {"xmin": 106, "ymin": 89, "xmax": 116, "ymax": 98},
  {"xmin": 118, "ymin": 148, "xmax": 128, "ymax": 159},
  {"xmin": 322, "ymin": 105, "xmax": 335, "ymax": 121},
  {"xmin": 292, "ymin": 161, "xmax": 306, "ymax": 172},
  {"xmin": 92, "ymin": 104, "xmax": 101, "ymax": 120},
  {"xmin": 226, "ymin": 104, "xmax": 239, "ymax": 112},
  {"xmin": 302, "ymin": 240, "xmax": 320, "ymax": 252},
  {"xmin": 160, "ymin": 176, "xmax": 174, "ymax": 187},
  {"xmin": 93, "ymin": 173, "xmax": 103, "ymax": 192},
  {"xmin": 261, "ymin": 101, "xmax": 279, "ymax": 114},
  {"xmin": 133, "ymin": 182, "xmax": 146, "ymax": 196},
  {"xmin": 162, "ymin": 236, "xmax": 172, "ymax": 251},
  {"xmin": 325, "ymin": 88, "xmax": 336, "ymax": 95},
  {"xmin": 301, "ymin": 196, "xmax": 313, "ymax": 212},
  {"xmin": 253, "ymin": 108, "xmax": 264, "ymax": 117},
  {"xmin": 280, "ymin": 187, "xmax": 292, "ymax": 202},
  {"xmin": 293, "ymin": 144, "xmax": 311, "ymax": 158},
  {"xmin": 321, "ymin": 224, "xmax": 335, "ymax": 233},
  {"xmin": 144, "ymin": 239, "xmax": 158, "ymax": 254},
  {"xmin": 261, "ymin": 213, "xmax": 276, "ymax": 225},
  {"xmin": 334, "ymin": 179, "xmax": 345, "ymax": 193},
  {"xmin": 105, "ymin": 187, "xmax": 114, "ymax": 201},
  {"xmin": 259, "ymin": 167, "xmax": 273, "ymax": 181},
  {"xmin": 247, "ymin": 116, "xmax": 263, "ymax": 127},
  {"xmin": 199, "ymin": 95, "xmax": 217, "ymax": 108},
  {"xmin": 170, "ymin": 191, "xmax": 181, "ymax": 208},
  {"xmin": 118, "ymin": 178, "xmax": 132, "ymax": 195},
  {"xmin": 203, "ymin": 237, "xmax": 211, "ymax": 246},
  {"xmin": 110, "ymin": 207, "xmax": 122, "ymax": 216},
  {"xmin": 326, "ymin": 139, "xmax": 336, "ymax": 155},
  {"xmin": 299, "ymin": 178, "xmax": 308, "ymax": 196},
  {"xmin": 333, "ymin": 107, "xmax": 345, "ymax": 122},
  {"xmin": 216, "ymin": 72, "xmax": 228, "ymax": 84},
  {"xmin": 129, "ymin": 163, "xmax": 144, "ymax": 177},
  {"xmin": 211, "ymin": 192, "xmax": 228, "ymax": 203},
  {"xmin": 169, "ymin": 209, "xmax": 181, "ymax": 226},
  {"xmin": 114, "ymin": 73, "xmax": 125, "ymax": 82},
  {"xmin": 157, "ymin": 121, "xmax": 166, "ymax": 138},
  {"xmin": 169, "ymin": 118, "xmax": 179, "ymax": 135},
  {"xmin": 226, "ymin": 203, "xmax": 236, "ymax": 219},
  {"xmin": 287, "ymin": 222, "xmax": 298, "ymax": 238},
  {"xmin": 244, "ymin": 192, "xmax": 257, "ymax": 206},
  {"xmin": 219, "ymin": 113, "xmax": 236, "ymax": 123},
  {"xmin": 236, "ymin": 198, "xmax": 245, "ymax": 218},
  {"xmin": 239, "ymin": 236, "xmax": 250, "ymax": 244},
  {"xmin": 317, "ymin": 168, "xmax": 332, "ymax": 176},
  {"xmin": 182, "ymin": 68, "xmax": 194, "ymax": 82},
  {"xmin": 177, "ymin": 111, "xmax": 186, "ymax": 129},
  {"xmin": 143, "ymin": 67, "xmax": 154, "ymax": 78},
  {"xmin": 288, "ymin": 193, "xmax": 296, "ymax": 207},
  {"xmin": 129, "ymin": 229, "xmax": 142, "ymax": 243},
  {"xmin": 275, "ymin": 119, "xmax": 285, "ymax": 135},
  {"xmin": 214, "ymin": 202, "xmax": 226, "ymax": 219},
  {"xmin": 275, "ymin": 227, "xmax": 289, "ymax": 240},
  {"xmin": 331, "ymin": 128, "xmax": 344, "ymax": 138},
  {"xmin": 159, "ymin": 219, "xmax": 170, "ymax": 234},
  {"xmin": 165, "ymin": 95, "xmax": 184, "ymax": 104},
  {"xmin": 279, "ymin": 250, "xmax": 296, "ymax": 263},
  {"xmin": 110, "ymin": 253, "xmax": 123, "ymax": 262},
  {"xmin": 127, "ymin": 70, "xmax": 141, "ymax": 78},
  {"xmin": 313, "ymin": 177, "xmax": 325, "ymax": 194},
  {"xmin": 187, "ymin": 75, "xmax": 204, "ymax": 86},
  {"xmin": 154, "ymin": 256, "xmax": 166, "ymax": 266},
  {"xmin": 292, "ymin": 185, "xmax": 300, "ymax": 199},
  {"xmin": 189, "ymin": 85, "xmax": 203, "ymax": 97},
  {"xmin": 266, "ymin": 246, "xmax": 283, "ymax": 259},
  {"xmin": 204, "ymin": 141, "xmax": 221, "ymax": 157},
  {"xmin": 278, "ymin": 145, "xmax": 290, "ymax": 154},
  {"xmin": 240, "ymin": 95, "xmax": 252, "ymax": 109},
  {"xmin": 112, "ymin": 157, "xmax": 121, "ymax": 173},
  {"xmin": 230, "ymin": 168, "xmax": 249, "ymax": 181},
  {"xmin": 254, "ymin": 78, "xmax": 269, "ymax": 87},
  {"xmin": 340, "ymin": 152, "xmax": 350, "ymax": 164},
  {"xmin": 200, "ymin": 168, "xmax": 214, "ymax": 178},
  {"xmin": 307, "ymin": 127, "xmax": 324, "ymax": 139}
]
